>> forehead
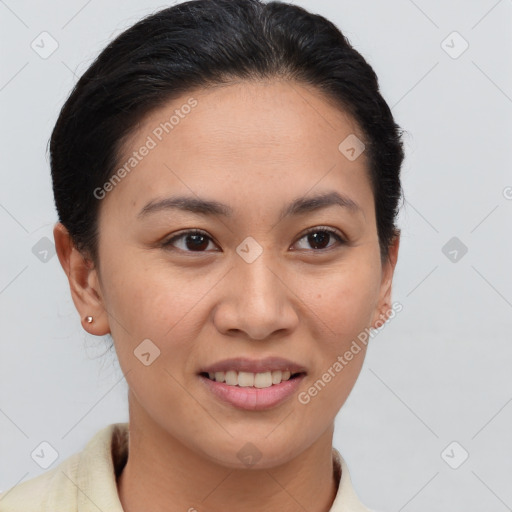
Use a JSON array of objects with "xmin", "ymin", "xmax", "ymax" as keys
[{"xmin": 103, "ymin": 79, "xmax": 372, "ymax": 218}]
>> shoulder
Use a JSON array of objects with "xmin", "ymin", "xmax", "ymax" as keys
[
  {"xmin": 0, "ymin": 451, "xmax": 81, "ymax": 511},
  {"xmin": 0, "ymin": 423, "xmax": 128, "ymax": 512}
]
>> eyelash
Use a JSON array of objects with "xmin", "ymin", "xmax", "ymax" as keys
[{"xmin": 161, "ymin": 226, "xmax": 347, "ymax": 253}]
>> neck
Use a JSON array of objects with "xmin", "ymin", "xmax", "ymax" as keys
[{"xmin": 117, "ymin": 395, "xmax": 338, "ymax": 512}]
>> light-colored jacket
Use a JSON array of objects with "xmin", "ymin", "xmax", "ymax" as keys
[{"xmin": 0, "ymin": 423, "xmax": 379, "ymax": 512}]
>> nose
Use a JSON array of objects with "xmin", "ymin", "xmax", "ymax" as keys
[{"xmin": 212, "ymin": 252, "xmax": 299, "ymax": 341}]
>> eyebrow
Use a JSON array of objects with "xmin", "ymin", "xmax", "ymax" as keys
[{"xmin": 137, "ymin": 191, "xmax": 362, "ymax": 221}]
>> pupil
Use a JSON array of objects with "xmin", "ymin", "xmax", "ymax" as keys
[
  {"xmin": 186, "ymin": 234, "xmax": 208, "ymax": 251},
  {"xmin": 309, "ymin": 232, "xmax": 329, "ymax": 249},
  {"xmin": 184, "ymin": 232, "xmax": 331, "ymax": 251}
]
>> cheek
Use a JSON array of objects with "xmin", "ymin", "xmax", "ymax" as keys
[
  {"xmin": 297, "ymin": 258, "xmax": 381, "ymax": 346},
  {"xmin": 295, "ymin": 266, "xmax": 377, "ymax": 419},
  {"xmin": 103, "ymin": 256, "xmax": 220, "ymax": 359},
  {"xmin": 299, "ymin": 350, "xmax": 366, "ymax": 430},
  {"xmin": 297, "ymin": 258, "xmax": 379, "ymax": 413},
  {"xmin": 103, "ymin": 260, "xmax": 213, "ymax": 415}
]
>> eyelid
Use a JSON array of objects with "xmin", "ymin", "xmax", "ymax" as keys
[{"xmin": 298, "ymin": 225, "xmax": 346, "ymax": 241}]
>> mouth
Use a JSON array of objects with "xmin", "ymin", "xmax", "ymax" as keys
[
  {"xmin": 199, "ymin": 370, "xmax": 306, "ymax": 388},
  {"xmin": 197, "ymin": 356, "xmax": 307, "ymax": 410}
]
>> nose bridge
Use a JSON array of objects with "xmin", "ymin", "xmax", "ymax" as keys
[
  {"xmin": 214, "ymin": 240, "xmax": 297, "ymax": 340},
  {"xmin": 235, "ymin": 243, "xmax": 281, "ymax": 311}
]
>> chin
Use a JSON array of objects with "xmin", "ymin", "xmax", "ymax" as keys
[{"xmin": 197, "ymin": 434, "xmax": 309, "ymax": 470}]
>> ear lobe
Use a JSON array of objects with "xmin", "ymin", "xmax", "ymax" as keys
[
  {"xmin": 53, "ymin": 222, "xmax": 110, "ymax": 336},
  {"xmin": 371, "ymin": 233, "xmax": 400, "ymax": 329}
]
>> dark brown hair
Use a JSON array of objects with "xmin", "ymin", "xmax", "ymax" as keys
[{"xmin": 49, "ymin": 0, "xmax": 405, "ymax": 266}]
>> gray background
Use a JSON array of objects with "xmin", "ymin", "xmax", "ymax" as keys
[{"xmin": 1, "ymin": 0, "xmax": 511, "ymax": 510}]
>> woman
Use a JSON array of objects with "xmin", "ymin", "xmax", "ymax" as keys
[{"xmin": 0, "ymin": 0, "xmax": 403, "ymax": 510}]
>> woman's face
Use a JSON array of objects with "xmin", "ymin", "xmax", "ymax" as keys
[{"xmin": 79, "ymin": 80, "xmax": 398, "ymax": 467}]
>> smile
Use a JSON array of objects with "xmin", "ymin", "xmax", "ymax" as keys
[
  {"xmin": 198, "ymin": 371, "xmax": 306, "ymax": 411},
  {"xmin": 202, "ymin": 370, "xmax": 304, "ymax": 388}
]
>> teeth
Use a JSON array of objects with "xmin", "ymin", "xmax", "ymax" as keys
[
  {"xmin": 205, "ymin": 370, "xmax": 295, "ymax": 387},
  {"xmin": 238, "ymin": 371, "xmax": 254, "ymax": 387},
  {"xmin": 225, "ymin": 370, "xmax": 238, "ymax": 386},
  {"xmin": 254, "ymin": 371, "xmax": 272, "ymax": 388},
  {"xmin": 271, "ymin": 370, "xmax": 282, "ymax": 384}
]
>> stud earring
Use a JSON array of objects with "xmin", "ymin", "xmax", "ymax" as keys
[{"xmin": 85, "ymin": 316, "xmax": 93, "ymax": 323}]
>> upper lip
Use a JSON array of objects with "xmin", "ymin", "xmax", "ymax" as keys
[{"xmin": 200, "ymin": 357, "xmax": 307, "ymax": 375}]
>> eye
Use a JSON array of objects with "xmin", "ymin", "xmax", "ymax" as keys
[
  {"xmin": 161, "ymin": 226, "xmax": 347, "ymax": 253},
  {"xmin": 161, "ymin": 229, "xmax": 218, "ymax": 253},
  {"xmin": 292, "ymin": 226, "xmax": 346, "ymax": 251}
]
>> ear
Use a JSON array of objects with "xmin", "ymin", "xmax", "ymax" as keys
[
  {"xmin": 370, "ymin": 232, "xmax": 400, "ymax": 329},
  {"xmin": 53, "ymin": 222, "xmax": 110, "ymax": 336}
]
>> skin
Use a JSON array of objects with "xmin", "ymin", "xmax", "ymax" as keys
[{"xmin": 54, "ymin": 79, "xmax": 399, "ymax": 512}]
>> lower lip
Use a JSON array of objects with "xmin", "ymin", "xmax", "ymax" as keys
[{"xmin": 199, "ymin": 373, "xmax": 306, "ymax": 411}]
